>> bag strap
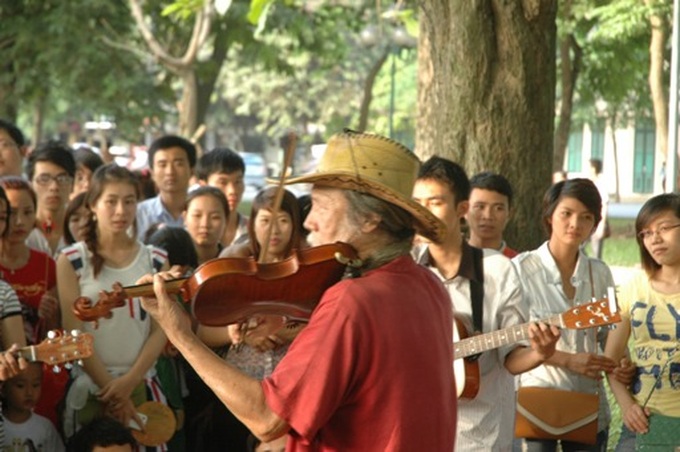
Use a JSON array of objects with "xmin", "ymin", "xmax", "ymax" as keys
[{"xmin": 470, "ymin": 247, "xmax": 484, "ymax": 333}]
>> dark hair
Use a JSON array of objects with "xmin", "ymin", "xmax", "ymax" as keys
[
  {"xmin": 66, "ymin": 416, "xmax": 135, "ymax": 452},
  {"xmin": 148, "ymin": 135, "xmax": 197, "ymax": 169},
  {"xmin": 589, "ymin": 158, "xmax": 603, "ymax": 175},
  {"xmin": 634, "ymin": 193, "xmax": 680, "ymax": 276},
  {"xmin": 133, "ymin": 169, "xmax": 157, "ymax": 201},
  {"xmin": 418, "ymin": 156, "xmax": 470, "ymax": 204},
  {"xmin": 248, "ymin": 187, "xmax": 302, "ymax": 258},
  {"xmin": 470, "ymin": 171, "xmax": 514, "ymax": 207},
  {"xmin": 541, "ymin": 178, "xmax": 602, "ymax": 237},
  {"xmin": 145, "ymin": 226, "xmax": 199, "ymax": 271},
  {"xmin": 297, "ymin": 194, "xmax": 312, "ymax": 237},
  {"xmin": 27, "ymin": 140, "xmax": 76, "ymax": 179},
  {"xmin": 195, "ymin": 148, "xmax": 245, "ymax": 181},
  {"xmin": 85, "ymin": 164, "xmax": 140, "ymax": 277},
  {"xmin": 74, "ymin": 147, "xmax": 105, "ymax": 174},
  {"xmin": 0, "ymin": 119, "xmax": 26, "ymax": 147},
  {"xmin": 0, "ymin": 176, "xmax": 37, "ymax": 212},
  {"xmin": 63, "ymin": 192, "xmax": 88, "ymax": 245},
  {"xmin": 0, "ymin": 184, "xmax": 10, "ymax": 237},
  {"xmin": 185, "ymin": 186, "xmax": 230, "ymax": 219}
]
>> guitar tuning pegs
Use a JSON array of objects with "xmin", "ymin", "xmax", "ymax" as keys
[
  {"xmin": 52, "ymin": 365, "xmax": 61, "ymax": 374},
  {"xmin": 77, "ymin": 360, "xmax": 84, "ymax": 367},
  {"xmin": 71, "ymin": 329, "xmax": 81, "ymax": 337},
  {"xmin": 47, "ymin": 330, "xmax": 58, "ymax": 340},
  {"xmin": 64, "ymin": 362, "xmax": 73, "ymax": 370}
]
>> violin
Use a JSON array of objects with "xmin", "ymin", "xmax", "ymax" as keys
[{"xmin": 73, "ymin": 242, "xmax": 360, "ymax": 327}]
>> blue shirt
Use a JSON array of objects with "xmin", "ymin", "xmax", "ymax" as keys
[{"xmin": 136, "ymin": 195, "xmax": 184, "ymax": 240}]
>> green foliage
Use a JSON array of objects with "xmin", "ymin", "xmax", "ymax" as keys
[
  {"xmin": 162, "ymin": 0, "xmax": 205, "ymax": 19},
  {"xmin": 0, "ymin": 0, "xmax": 173, "ymax": 140}
]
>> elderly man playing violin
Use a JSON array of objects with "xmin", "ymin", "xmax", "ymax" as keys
[{"xmin": 132, "ymin": 130, "xmax": 552, "ymax": 452}]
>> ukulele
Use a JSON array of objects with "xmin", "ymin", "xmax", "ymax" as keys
[
  {"xmin": 14, "ymin": 330, "xmax": 93, "ymax": 369},
  {"xmin": 453, "ymin": 295, "xmax": 621, "ymax": 399},
  {"xmin": 130, "ymin": 401, "xmax": 177, "ymax": 447}
]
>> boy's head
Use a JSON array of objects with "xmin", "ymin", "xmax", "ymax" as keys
[
  {"xmin": 0, "ymin": 119, "xmax": 27, "ymax": 177},
  {"xmin": 3, "ymin": 362, "xmax": 42, "ymax": 415},
  {"xmin": 413, "ymin": 156, "xmax": 470, "ymax": 241},
  {"xmin": 26, "ymin": 140, "xmax": 77, "ymax": 214},
  {"xmin": 147, "ymin": 135, "xmax": 196, "ymax": 196},
  {"xmin": 196, "ymin": 148, "xmax": 246, "ymax": 212},
  {"xmin": 67, "ymin": 416, "xmax": 135, "ymax": 452},
  {"xmin": 466, "ymin": 172, "xmax": 513, "ymax": 244}
]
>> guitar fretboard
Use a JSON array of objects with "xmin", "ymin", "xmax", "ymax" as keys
[{"xmin": 454, "ymin": 314, "xmax": 562, "ymax": 359}]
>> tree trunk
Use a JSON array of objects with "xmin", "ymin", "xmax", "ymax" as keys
[
  {"xmin": 178, "ymin": 70, "xmax": 199, "ymax": 140},
  {"xmin": 31, "ymin": 94, "xmax": 47, "ymax": 146},
  {"xmin": 196, "ymin": 22, "xmax": 232, "ymax": 140},
  {"xmin": 416, "ymin": 0, "xmax": 557, "ymax": 251},
  {"xmin": 647, "ymin": 1, "xmax": 668, "ymax": 192},
  {"xmin": 553, "ymin": 33, "xmax": 582, "ymax": 172},
  {"xmin": 358, "ymin": 49, "xmax": 389, "ymax": 132}
]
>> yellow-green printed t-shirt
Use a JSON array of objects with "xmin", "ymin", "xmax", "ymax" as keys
[{"xmin": 618, "ymin": 271, "xmax": 680, "ymax": 416}]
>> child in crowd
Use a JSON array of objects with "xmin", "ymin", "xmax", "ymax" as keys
[
  {"xmin": 3, "ymin": 362, "xmax": 65, "ymax": 451},
  {"xmin": 66, "ymin": 416, "xmax": 134, "ymax": 452},
  {"xmin": 57, "ymin": 164, "xmax": 171, "ymax": 449},
  {"xmin": 63, "ymin": 192, "xmax": 89, "ymax": 245},
  {"xmin": 195, "ymin": 148, "xmax": 249, "ymax": 246}
]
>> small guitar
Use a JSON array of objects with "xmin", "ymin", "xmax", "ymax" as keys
[
  {"xmin": 454, "ymin": 295, "xmax": 621, "ymax": 399},
  {"xmin": 16, "ymin": 330, "xmax": 94, "ymax": 368},
  {"xmin": 130, "ymin": 401, "xmax": 177, "ymax": 447}
]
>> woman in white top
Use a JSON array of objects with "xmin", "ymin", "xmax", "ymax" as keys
[
  {"xmin": 513, "ymin": 178, "xmax": 628, "ymax": 451},
  {"xmin": 57, "ymin": 164, "xmax": 169, "ymax": 446}
]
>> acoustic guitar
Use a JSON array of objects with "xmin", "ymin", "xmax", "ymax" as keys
[
  {"xmin": 453, "ymin": 295, "xmax": 621, "ymax": 399},
  {"xmin": 16, "ymin": 329, "xmax": 93, "ymax": 368}
]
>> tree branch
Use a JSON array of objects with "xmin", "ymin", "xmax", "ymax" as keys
[
  {"xmin": 179, "ymin": 1, "xmax": 215, "ymax": 67},
  {"xmin": 128, "ymin": 0, "xmax": 184, "ymax": 71}
]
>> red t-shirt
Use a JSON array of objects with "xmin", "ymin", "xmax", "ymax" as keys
[
  {"xmin": 262, "ymin": 256, "xmax": 456, "ymax": 451},
  {"xmin": 0, "ymin": 249, "xmax": 56, "ymax": 344}
]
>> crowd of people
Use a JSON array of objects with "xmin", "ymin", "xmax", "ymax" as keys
[{"xmin": 0, "ymin": 120, "xmax": 674, "ymax": 451}]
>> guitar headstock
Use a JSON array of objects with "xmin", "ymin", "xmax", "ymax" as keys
[
  {"xmin": 27, "ymin": 330, "xmax": 94, "ymax": 366},
  {"xmin": 561, "ymin": 294, "xmax": 621, "ymax": 329},
  {"xmin": 73, "ymin": 282, "xmax": 127, "ymax": 328}
]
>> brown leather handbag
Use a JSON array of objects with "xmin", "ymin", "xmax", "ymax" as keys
[{"xmin": 514, "ymin": 387, "xmax": 599, "ymax": 445}]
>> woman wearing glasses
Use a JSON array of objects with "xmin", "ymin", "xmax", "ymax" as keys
[
  {"xmin": 24, "ymin": 142, "xmax": 76, "ymax": 258},
  {"xmin": 604, "ymin": 193, "xmax": 680, "ymax": 451}
]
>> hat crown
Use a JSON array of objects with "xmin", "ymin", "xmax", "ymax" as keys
[{"xmin": 316, "ymin": 132, "xmax": 420, "ymax": 197}]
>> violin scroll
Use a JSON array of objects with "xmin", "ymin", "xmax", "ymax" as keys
[{"xmin": 73, "ymin": 282, "xmax": 128, "ymax": 328}]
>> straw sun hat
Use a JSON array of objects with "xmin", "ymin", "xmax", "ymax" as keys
[{"xmin": 283, "ymin": 130, "xmax": 446, "ymax": 243}]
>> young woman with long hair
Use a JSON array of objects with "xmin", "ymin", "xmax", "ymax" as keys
[{"xmin": 57, "ymin": 164, "xmax": 171, "ymax": 447}]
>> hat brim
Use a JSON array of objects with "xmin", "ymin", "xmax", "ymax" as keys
[{"xmin": 281, "ymin": 172, "xmax": 446, "ymax": 244}]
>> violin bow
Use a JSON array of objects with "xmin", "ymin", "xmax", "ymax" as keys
[{"xmin": 257, "ymin": 131, "xmax": 297, "ymax": 263}]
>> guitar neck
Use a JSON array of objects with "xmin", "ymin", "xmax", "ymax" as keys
[
  {"xmin": 454, "ymin": 314, "xmax": 563, "ymax": 359},
  {"xmin": 15, "ymin": 346, "xmax": 40, "ymax": 363}
]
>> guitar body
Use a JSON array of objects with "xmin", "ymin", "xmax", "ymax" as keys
[
  {"xmin": 453, "ymin": 316, "xmax": 480, "ymax": 399},
  {"xmin": 131, "ymin": 401, "xmax": 177, "ymax": 447}
]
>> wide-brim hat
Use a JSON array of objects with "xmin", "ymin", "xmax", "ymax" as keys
[{"xmin": 282, "ymin": 130, "xmax": 446, "ymax": 243}]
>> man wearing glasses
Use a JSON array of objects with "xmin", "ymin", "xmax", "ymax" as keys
[
  {"xmin": 25, "ymin": 141, "xmax": 76, "ymax": 257},
  {"xmin": 0, "ymin": 120, "xmax": 28, "ymax": 178}
]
